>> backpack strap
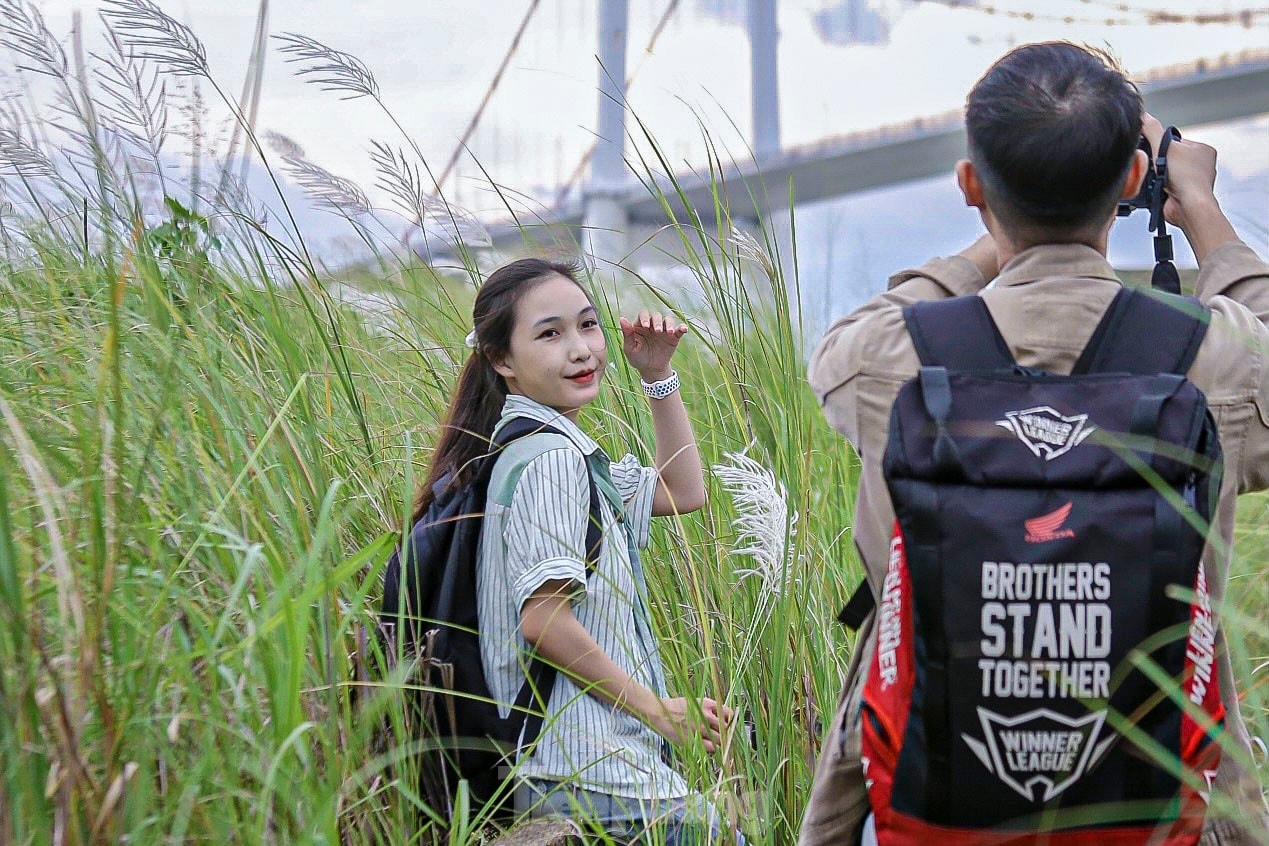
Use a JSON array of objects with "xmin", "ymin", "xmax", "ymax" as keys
[
  {"xmin": 903, "ymin": 297, "xmax": 1015, "ymax": 370},
  {"xmin": 492, "ymin": 417, "xmax": 604, "ymax": 571},
  {"xmin": 1072, "ymin": 287, "xmax": 1209, "ymax": 376},
  {"xmin": 840, "ymin": 297, "xmax": 1013, "ymax": 628},
  {"xmin": 837, "ymin": 580, "xmax": 875, "ymax": 631},
  {"xmin": 491, "ymin": 416, "xmax": 606, "ymax": 757}
]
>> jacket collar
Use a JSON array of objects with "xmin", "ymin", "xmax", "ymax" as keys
[
  {"xmin": 990, "ymin": 243, "xmax": 1122, "ymax": 289},
  {"xmin": 496, "ymin": 393, "xmax": 601, "ymax": 456}
]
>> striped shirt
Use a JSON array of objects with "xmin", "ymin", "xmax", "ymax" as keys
[{"xmin": 476, "ymin": 393, "xmax": 689, "ymax": 800}]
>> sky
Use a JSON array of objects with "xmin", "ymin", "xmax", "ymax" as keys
[
  {"xmin": 24, "ymin": 0, "xmax": 1268, "ymax": 203},
  {"xmin": 13, "ymin": 0, "xmax": 1269, "ymax": 311}
]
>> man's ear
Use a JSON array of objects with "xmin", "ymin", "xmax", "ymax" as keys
[
  {"xmin": 1120, "ymin": 148, "xmax": 1149, "ymax": 200},
  {"xmin": 956, "ymin": 160, "xmax": 985, "ymax": 209}
]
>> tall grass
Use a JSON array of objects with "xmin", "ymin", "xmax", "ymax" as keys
[{"xmin": 0, "ymin": 4, "xmax": 1264, "ymax": 844}]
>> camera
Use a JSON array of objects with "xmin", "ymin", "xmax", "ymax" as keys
[
  {"xmin": 1117, "ymin": 127, "xmax": 1181, "ymax": 218},
  {"xmin": 1117, "ymin": 125, "xmax": 1183, "ymax": 293}
]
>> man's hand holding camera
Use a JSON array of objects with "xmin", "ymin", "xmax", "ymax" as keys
[{"xmin": 1141, "ymin": 111, "xmax": 1238, "ymax": 264}]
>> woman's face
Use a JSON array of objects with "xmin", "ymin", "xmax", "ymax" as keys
[{"xmin": 492, "ymin": 274, "xmax": 607, "ymax": 418}]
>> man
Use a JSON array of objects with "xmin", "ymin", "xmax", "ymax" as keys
[{"xmin": 801, "ymin": 42, "xmax": 1269, "ymax": 845}]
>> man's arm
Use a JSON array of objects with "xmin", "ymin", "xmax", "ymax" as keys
[
  {"xmin": 1143, "ymin": 113, "xmax": 1269, "ymax": 492},
  {"xmin": 1143, "ymin": 113, "xmax": 1269, "ymax": 327},
  {"xmin": 807, "ymin": 235, "xmax": 998, "ymax": 440},
  {"xmin": 1142, "ymin": 113, "xmax": 1240, "ymax": 266}
]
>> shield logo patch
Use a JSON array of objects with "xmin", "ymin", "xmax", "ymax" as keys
[
  {"xmin": 962, "ymin": 707, "xmax": 1115, "ymax": 802},
  {"xmin": 996, "ymin": 406, "xmax": 1096, "ymax": 461}
]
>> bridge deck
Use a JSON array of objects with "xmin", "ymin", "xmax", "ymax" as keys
[{"xmin": 491, "ymin": 50, "xmax": 1269, "ymax": 241}]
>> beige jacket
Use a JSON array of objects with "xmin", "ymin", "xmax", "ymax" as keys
[{"xmin": 801, "ymin": 242, "xmax": 1269, "ymax": 845}]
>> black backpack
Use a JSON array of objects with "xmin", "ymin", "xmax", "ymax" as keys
[
  {"xmin": 379, "ymin": 416, "xmax": 603, "ymax": 822},
  {"xmin": 841, "ymin": 288, "xmax": 1226, "ymax": 843}
]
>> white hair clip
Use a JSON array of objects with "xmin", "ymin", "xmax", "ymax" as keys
[{"xmin": 464, "ymin": 329, "xmax": 479, "ymax": 350}]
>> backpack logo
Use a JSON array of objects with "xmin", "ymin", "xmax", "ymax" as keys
[
  {"xmin": 877, "ymin": 534, "xmax": 906, "ymax": 690},
  {"xmin": 1025, "ymin": 502, "xmax": 1076, "ymax": 543},
  {"xmin": 962, "ymin": 707, "xmax": 1114, "ymax": 802},
  {"xmin": 996, "ymin": 407, "xmax": 1096, "ymax": 461}
]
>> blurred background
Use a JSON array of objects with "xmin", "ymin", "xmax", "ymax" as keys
[{"xmin": 22, "ymin": 0, "xmax": 1269, "ymax": 331}]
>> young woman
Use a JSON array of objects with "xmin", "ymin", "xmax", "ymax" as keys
[{"xmin": 415, "ymin": 258, "xmax": 742, "ymax": 844}]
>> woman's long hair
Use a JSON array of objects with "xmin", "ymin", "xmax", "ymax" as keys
[{"xmin": 411, "ymin": 258, "xmax": 588, "ymax": 525}]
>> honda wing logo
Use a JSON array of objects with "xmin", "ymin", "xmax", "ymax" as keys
[
  {"xmin": 997, "ymin": 407, "xmax": 1095, "ymax": 461},
  {"xmin": 962, "ymin": 707, "xmax": 1114, "ymax": 802},
  {"xmin": 1025, "ymin": 502, "xmax": 1076, "ymax": 543}
]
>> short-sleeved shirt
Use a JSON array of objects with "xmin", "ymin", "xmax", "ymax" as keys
[{"xmin": 476, "ymin": 393, "xmax": 690, "ymax": 800}]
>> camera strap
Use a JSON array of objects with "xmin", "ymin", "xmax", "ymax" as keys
[{"xmin": 1149, "ymin": 126, "xmax": 1183, "ymax": 294}]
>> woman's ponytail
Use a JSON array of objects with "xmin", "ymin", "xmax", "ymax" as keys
[{"xmin": 411, "ymin": 351, "xmax": 507, "ymax": 524}]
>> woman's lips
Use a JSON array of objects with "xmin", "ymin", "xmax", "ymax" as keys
[{"xmin": 568, "ymin": 370, "xmax": 596, "ymax": 385}]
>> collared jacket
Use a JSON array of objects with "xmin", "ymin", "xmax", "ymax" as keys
[{"xmin": 801, "ymin": 242, "xmax": 1269, "ymax": 845}]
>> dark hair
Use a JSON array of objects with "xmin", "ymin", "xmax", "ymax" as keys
[
  {"xmin": 966, "ymin": 42, "xmax": 1143, "ymax": 237},
  {"xmin": 411, "ymin": 258, "xmax": 589, "ymax": 524}
]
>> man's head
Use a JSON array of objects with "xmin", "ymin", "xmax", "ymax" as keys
[{"xmin": 958, "ymin": 42, "xmax": 1147, "ymax": 248}]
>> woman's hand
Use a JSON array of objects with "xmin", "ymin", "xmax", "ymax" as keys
[
  {"xmin": 647, "ymin": 696, "xmax": 734, "ymax": 753},
  {"xmin": 619, "ymin": 310, "xmax": 688, "ymax": 381}
]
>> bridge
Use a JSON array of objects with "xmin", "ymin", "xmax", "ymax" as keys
[
  {"xmin": 483, "ymin": 47, "xmax": 1269, "ymax": 263},
  {"xmin": 618, "ymin": 51, "xmax": 1269, "ymax": 224}
]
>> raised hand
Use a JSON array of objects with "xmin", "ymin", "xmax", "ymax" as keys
[
  {"xmin": 1141, "ymin": 111, "xmax": 1237, "ymax": 263},
  {"xmin": 619, "ymin": 310, "xmax": 688, "ymax": 380},
  {"xmin": 1141, "ymin": 111, "xmax": 1218, "ymax": 233}
]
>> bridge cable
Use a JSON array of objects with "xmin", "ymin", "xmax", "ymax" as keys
[
  {"xmin": 917, "ymin": 0, "xmax": 1268, "ymax": 27},
  {"xmin": 435, "ymin": 0, "xmax": 542, "ymax": 193}
]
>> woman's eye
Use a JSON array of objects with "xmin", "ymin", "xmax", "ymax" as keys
[
  {"xmin": 582, "ymin": 319, "xmax": 599, "ymax": 329},
  {"xmin": 537, "ymin": 328, "xmax": 559, "ymax": 340}
]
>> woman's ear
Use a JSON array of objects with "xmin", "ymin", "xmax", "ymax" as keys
[{"xmin": 490, "ymin": 353, "xmax": 515, "ymax": 381}]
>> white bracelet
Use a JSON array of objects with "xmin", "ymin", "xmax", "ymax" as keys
[{"xmin": 640, "ymin": 369, "xmax": 680, "ymax": 400}]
